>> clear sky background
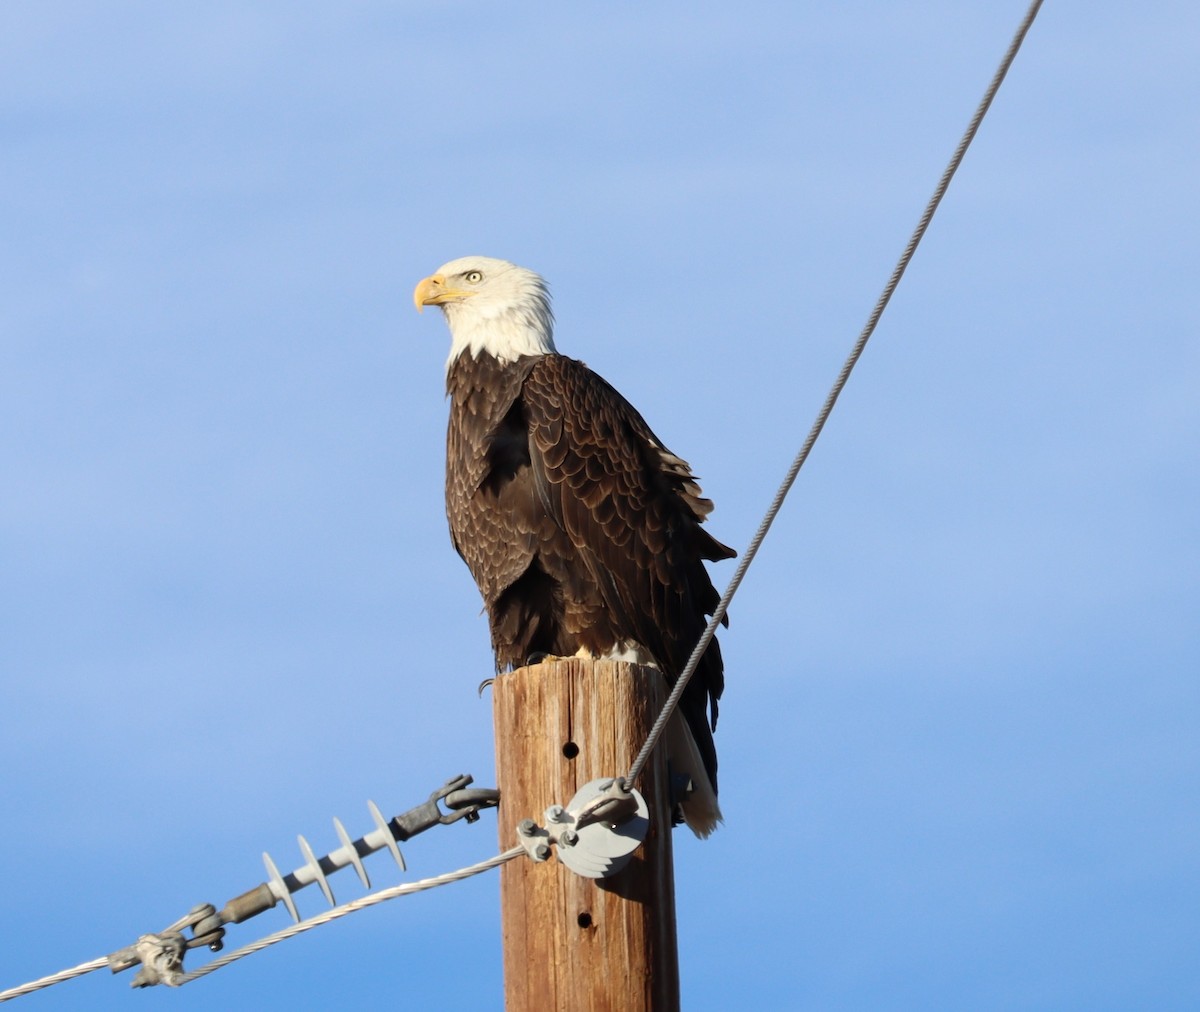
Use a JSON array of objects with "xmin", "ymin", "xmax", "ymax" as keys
[{"xmin": 3, "ymin": 3, "xmax": 1197, "ymax": 1009}]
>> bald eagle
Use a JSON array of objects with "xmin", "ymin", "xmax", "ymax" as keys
[{"xmin": 414, "ymin": 256, "xmax": 733, "ymax": 836}]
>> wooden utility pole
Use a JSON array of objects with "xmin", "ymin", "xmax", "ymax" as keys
[{"xmin": 493, "ymin": 658, "xmax": 680, "ymax": 1012}]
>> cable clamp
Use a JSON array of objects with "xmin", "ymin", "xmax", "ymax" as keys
[
  {"xmin": 515, "ymin": 778, "xmax": 649, "ymax": 879},
  {"xmin": 574, "ymin": 778, "xmax": 640, "ymax": 829},
  {"xmin": 107, "ymin": 904, "xmax": 223, "ymax": 988}
]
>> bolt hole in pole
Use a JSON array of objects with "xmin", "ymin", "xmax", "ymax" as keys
[
  {"xmin": 562, "ymin": 741, "xmax": 579, "ymax": 760},
  {"xmin": 577, "ymin": 912, "xmax": 593, "ymax": 929}
]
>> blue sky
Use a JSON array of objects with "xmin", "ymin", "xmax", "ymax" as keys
[{"xmin": 2, "ymin": 2, "xmax": 1197, "ymax": 1009}]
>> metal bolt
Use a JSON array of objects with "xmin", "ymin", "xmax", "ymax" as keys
[
  {"xmin": 559, "ymin": 829, "xmax": 579, "ymax": 848},
  {"xmin": 517, "ymin": 819, "xmax": 536, "ymax": 836},
  {"xmin": 547, "ymin": 805, "xmax": 567, "ymax": 823},
  {"xmin": 534, "ymin": 842, "xmax": 552, "ymax": 861}
]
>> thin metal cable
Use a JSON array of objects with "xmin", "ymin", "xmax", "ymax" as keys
[
  {"xmin": 178, "ymin": 846, "xmax": 524, "ymax": 985},
  {"xmin": 0, "ymin": 848, "xmax": 524, "ymax": 999},
  {"xmin": 625, "ymin": 0, "xmax": 1045, "ymax": 790},
  {"xmin": 0, "ymin": 957, "xmax": 109, "ymax": 1004}
]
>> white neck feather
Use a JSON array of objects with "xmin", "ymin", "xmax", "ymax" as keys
[{"xmin": 443, "ymin": 296, "xmax": 556, "ymax": 373}]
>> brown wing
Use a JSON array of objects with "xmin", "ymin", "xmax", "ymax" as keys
[
  {"xmin": 445, "ymin": 353, "xmax": 554, "ymax": 667},
  {"xmin": 522, "ymin": 356, "xmax": 733, "ymax": 780}
]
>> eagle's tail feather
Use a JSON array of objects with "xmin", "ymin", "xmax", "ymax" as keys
[{"xmin": 665, "ymin": 710, "xmax": 723, "ymax": 838}]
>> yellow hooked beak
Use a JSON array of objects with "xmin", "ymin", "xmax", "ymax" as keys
[{"xmin": 413, "ymin": 273, "xmax": 476, "ymax": 312}]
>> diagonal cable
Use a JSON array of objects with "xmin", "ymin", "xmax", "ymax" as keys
[
  {"xmin": 0, "ymin": 847, "xmax": 525, "ymax": 1000},
  {"xmin": 0, "ymin": 957, "xmax": 109, "ymax": 1004},
  {"xmin": 178, "ymin": 846, "xmax": 524, "ymax": 985},
  {"xmin": 624, "ymin": 0, "xmax": 1046, "ymax": 791}
]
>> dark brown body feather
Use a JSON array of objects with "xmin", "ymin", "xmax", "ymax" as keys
[{"xmin": 446, "ymin": 350, "xmax": 733, "ymax": 791}]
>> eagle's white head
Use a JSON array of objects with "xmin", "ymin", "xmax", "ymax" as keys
[{"xmin": 414, "ymin": 255, "xmax": 556, "ymax": 371}]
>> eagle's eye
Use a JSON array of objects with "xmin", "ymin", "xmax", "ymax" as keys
[{"xmin": 465, "ymin": 270, "xmax": 484, "ymax": 284}]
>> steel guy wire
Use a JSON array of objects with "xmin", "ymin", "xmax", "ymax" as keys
[
  {"xmin": 0, "ymin": 958, "xmax": 109, "ymax": 1004},
  {"xmin": 177, "ymin": 846, "xmax": 525, "ymax": 985},
  {"xmin": 0, "ymin": 848, "xmax": 525, "ymax": 1000},
  {"xmin": 624, "ymin": 0, "xmax": 1046, "ymax": 791}
]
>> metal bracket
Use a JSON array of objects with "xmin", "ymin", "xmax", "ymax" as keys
[
  {"xmin": 395, "ymin": 774, "xmax": 500, "ymax": 837},
  {"xmin": 515, "ymin": 818, "xmax": 553, "ymax": 862},
  {"xmin": 515, "ymin": 778, "xmax": 649, "ymax": 879}
]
